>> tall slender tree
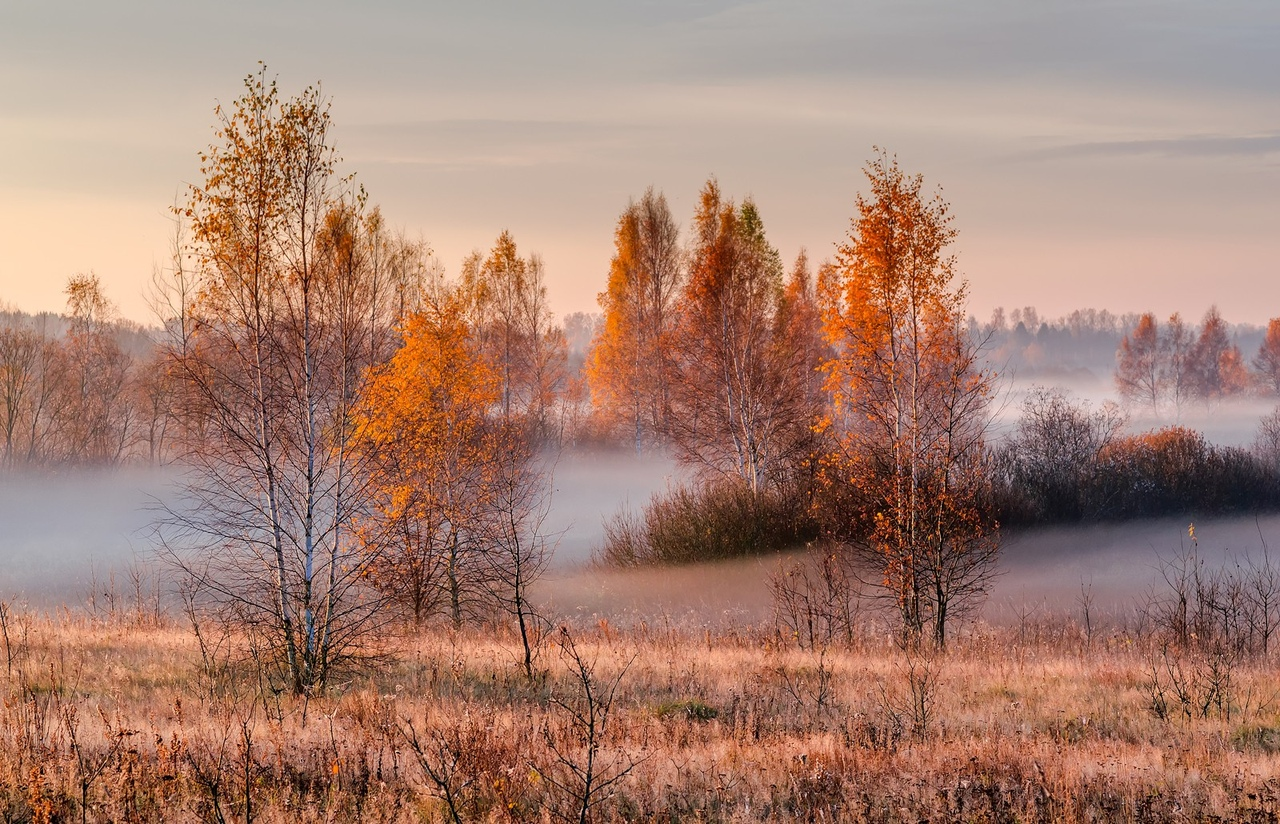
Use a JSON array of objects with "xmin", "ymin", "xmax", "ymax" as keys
[
  {"xmin": 1254, "ymin": 318, "xmax": 1280, "ymax": 396},
  {"xmin": 1161, "ymin": 312, "xmax": 1194, "ymax": 419},
  {"xmin": 818, "ymin": 152, "xmax": 997, "ymax": 648},
  {"xmin": 667, "ymin": 179, "xmax": 803, "ymax": 494},
  {"xmin": 1115, "ymin": 312, "xmax": 1162, "ymax": 414},
  {"xmin": 588, "ymin": 188, "xmax": 683, "ymax": 452},
  {"xmin": 160, "ymin": 67, "xmax": 407, "ymax": 693},
  {"xmin": 461, "ymin": 232, "xmax": 567, "ymax": 441}
]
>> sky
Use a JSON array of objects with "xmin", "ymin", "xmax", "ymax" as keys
[{"xmin": 1, "ymin": 0, "xmax": 1277, "ymax": 327}]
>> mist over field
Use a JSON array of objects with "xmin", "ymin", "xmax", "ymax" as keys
[
  {"xmin": 0, "ymin": 452, "xmax": 680, "ymax": 606},
  {"xmin": 997, "ymin": 375, "xmax": 1280, "ymax": 448},
  {"xmin": 541, "ymin": 451, "xmax": 680, "ymax": 566},
  {"xmin": 536, "ymin": 511, "xmax": 1280, "ymax": 629},
  {"xmin": 993, "ymin": 513, "xmax": 1280, "ymax": 617},
  {"xmin": 1, "ymin": 317, "xmax": 1278, "ymax": 621},
  {"xmin": 5, "ymin": 438, "xmax": 1277, "ymax": 630},
  {"xmin": 0, "ymin": 468, "xmax": 176, "ymax": 604}
]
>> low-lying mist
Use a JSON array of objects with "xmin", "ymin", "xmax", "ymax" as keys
[
  {"xmin": 542, "ymin": 450, "xmax": 680, "ymax": 566},
  {"xmin": 0, "ymin": 467, "xmax": 178, "ymax": 605},
  {"xmin": 996, "ymin": 375, "xmax": 1280, "ymax": 448},
  {"xmin": 992, "ymin": 513, "xmax": 1280, "ymax": 620},
  {"xmin": 537, "ymin": 514, "xmax": 1280, "ymax": 630},
  {"xmin": 4, "ymin": 452, "xmax": 1280, "ymax": 634}
]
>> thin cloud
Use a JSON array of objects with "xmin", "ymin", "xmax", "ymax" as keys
[{"xmin": 1020, "ymin": 132, "xmax": 1280, "ymax": 161}]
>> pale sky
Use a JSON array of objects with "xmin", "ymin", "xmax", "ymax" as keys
[{"xmin": 2, "ymin": 1, "xmax": 1277, "ymax": 326}]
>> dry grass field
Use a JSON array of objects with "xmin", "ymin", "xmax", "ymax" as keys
[{"xmin": 4, "ymin": 584, "xmax": 1280, "ymax": 824}]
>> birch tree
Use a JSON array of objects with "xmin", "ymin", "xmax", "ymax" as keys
[
  {"xmin": 588, "ymin": 188, "xmax": 683, "ymax": 452},
  {"xmin": 460, "ymin": 232, "xmax": 567, "ymax": 441},
  {"xmin": 818, "ymin": 152, "xmax": 997, "ymax": 648},
  {"xmin": 159, "ymin": 67, "xmax": 407, "ymax": 694},
  {"xmin": 1115, "ymin": 312, "xmax": 1162, "ymax": 414},
  {"xmin": 668, "ymin": 179, "xmax": 810, "ymax": 494},
  {"xmin": 353, "ymin": 288, "xmax": 554, "ymax": 661}
]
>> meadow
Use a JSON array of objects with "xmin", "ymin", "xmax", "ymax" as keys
[{"xmin": 5, "ymin": 515, "xmax": 1280, "ymax": 823}]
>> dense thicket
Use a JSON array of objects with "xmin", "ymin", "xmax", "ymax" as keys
[
  {"xmin": 597, "ymin": 479, "xmax": 818, "ymax": 567},
  {"xmin": 994, "ymin": 388, "xmax": 1280, "ymax": 525}
]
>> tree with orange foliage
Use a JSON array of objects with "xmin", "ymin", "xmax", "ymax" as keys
[
  {"xmin": 668, "ymin": 179, "xmax": 816, "ymax": 494},
  {"xmin": 353, "ymin": 293, "xmax": 502, "ymax": 627},
  {"xmin": 588, "ymin": 188, "xmax": 682, "ymax": 453},
  {"xmin": 1188, "ymin": 307, "xmax": 1248, "ymax": 402},
  {"xmin": 1115, "ymin": 312, "xmax": 1162, "ymax": 414},
  {"xmin": 353, "ymin": 288, "xmax": 554, "ymax": 672},
  {"xmin": 818, "ymin": 151, "xmax": 997, "ymax": 648},
  {"xmin": 1254, "ymin": 318, "xmax": 1280, "ymax": 396},
  {"xmin": 771, "ymin": 249, "xmax": 831, "ymax": 485}
]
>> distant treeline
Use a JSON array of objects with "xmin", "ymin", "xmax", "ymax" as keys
[
  {"xmin": 6, "ymin": 245, "xmax": 1280, "ymax": 576},
  {"xmin": 6, "ymin": 287, "xmax": 1280, "ymax": 531},
  {"xmin": 0, "ymin": 287, "xmax": 168, "ymax": 468},
  {"xmin": 971, "ymin": 305, "xmax": 1269, "ymax": 392}
]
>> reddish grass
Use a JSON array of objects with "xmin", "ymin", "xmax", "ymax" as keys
[{"xmin": 3, "ymin": 602, "xmax": 1280, "ymax": 822}]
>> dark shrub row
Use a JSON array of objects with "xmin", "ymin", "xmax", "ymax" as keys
[{"xmin": 993, "ymin": 392, "xmax": 1280, "ymax": 525}]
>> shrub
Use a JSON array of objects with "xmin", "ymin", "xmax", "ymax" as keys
[
  {"xmin": 994, "ymin": 400, "xmax": 1280, "ymax": 525},
  {"xmin": 654, "ymin": 700, "xmax": 719, "ymax": 721},
  {"xmin": 595, "ymin": 480, "xmax": 818, "ymax": 566}
]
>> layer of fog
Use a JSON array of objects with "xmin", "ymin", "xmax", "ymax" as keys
[
  {"xmin": 996, "ymin": 373, "xmax": 1279, "ymax": 448},
  {"xmin": 5, "ymin": 425, "xmax": 1280, "ymax": 632},
  {"xmin": 0, "ymin": 468, "xmax": 178, "ymax": 605},
  {"xmin": 992, "ymin": 514, "xmax": 1280, "ymax": 623},
  {"xmin": 0, "ymin": 453, "xmax": 679, "ymax": 606},
  {"xmin": 539, "ymin": 514, "xmax": 1280, "ymax": 630},
  {"xmin": 541, "ymin": 450, "xmax": 680, "ymax": 566}
]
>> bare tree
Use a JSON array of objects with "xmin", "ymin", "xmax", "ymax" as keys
[
  {"xmin": 541, "ymin": 628, "xmax": 642, "ymax": 824},
  {"xmin": 0, "ymin": 325, "xmax": 42, "ymax": 468},
  {"xmin": 480, "ymin": 431, "xmax": 556, "ymax": 680},
  {"xmin": 1161, "ymin": 312, "xmax": 1194, "ymax": 419},
  {"xmin": 1255, "ymin": 407, "xmax": 1280, "ymax": 476},
  {"xmin": 58, "ymin": 274, "xmax": 135, "ymax": 465},
  {"xmin": 999, "ymin": 387, "xmax": 1128, "ymax": 521}
]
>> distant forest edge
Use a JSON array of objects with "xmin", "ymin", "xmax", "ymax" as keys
[{"xmin": 1, "ymin": 297, "xmax": 1276, "ymax": 469}]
